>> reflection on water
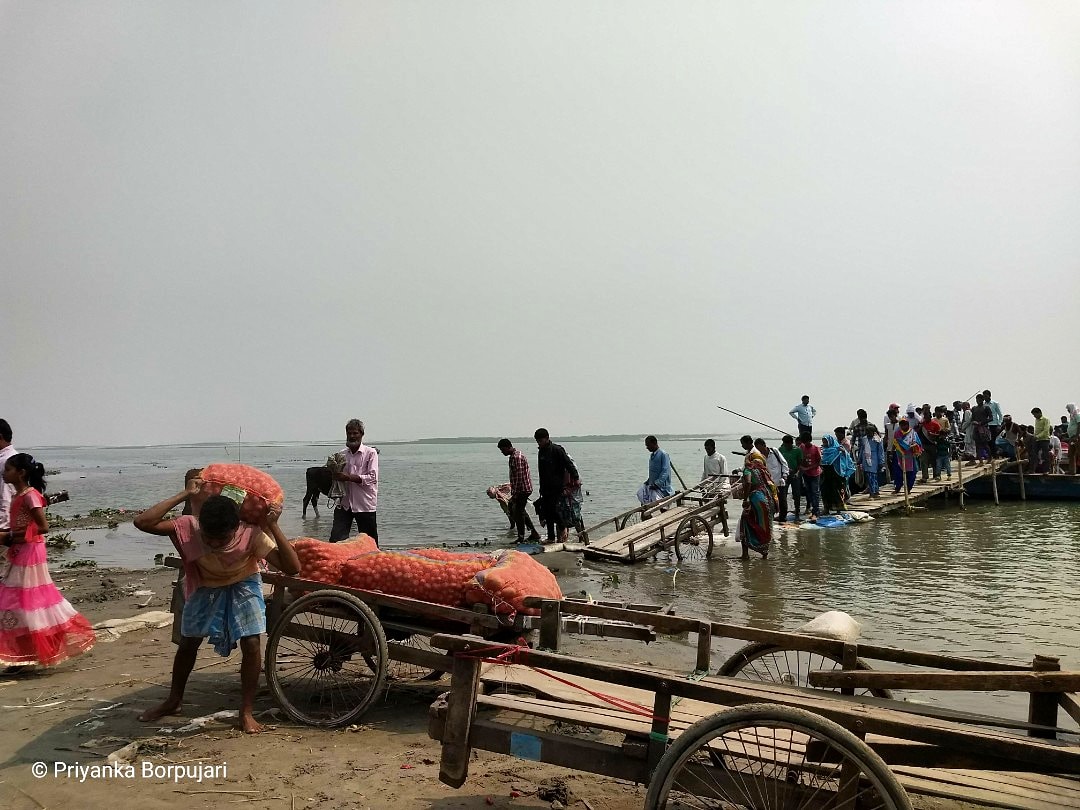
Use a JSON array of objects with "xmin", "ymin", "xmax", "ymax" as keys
[{"xmin": 34, "ymin": 440, "xmax": 1080, "ymax": 717}]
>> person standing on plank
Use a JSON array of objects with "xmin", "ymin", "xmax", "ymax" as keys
[
  {"xmin": 639, "ymin": 435, "xmax": 674, "ymax": 505},
  {"xmin": 330, "ymin": 419, "xmax": 379, "ymax": 544},
  {"xmin": 789, "ymin": 395, "xmax": 816, "ymax": 437},
  {"xmin": 497, "ymin": 439, "xmax": 541, "ymax": 543}
]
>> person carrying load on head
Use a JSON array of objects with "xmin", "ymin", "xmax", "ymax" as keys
[{"xmin": 133, "ymin": 479, "xmax": 301, "ymax": 734}]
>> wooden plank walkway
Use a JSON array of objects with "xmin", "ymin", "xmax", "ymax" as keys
[{"xmin": 845, "ymin": 458, "xmax": 1010, "ymax": 517}]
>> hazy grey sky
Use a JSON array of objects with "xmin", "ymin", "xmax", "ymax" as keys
[{"xmin": 3, "ymin": 2, "xmax": 1078, "ymax": 447}]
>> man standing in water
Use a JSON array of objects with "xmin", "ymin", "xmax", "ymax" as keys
[
  {"xmin": 330, "ymin": 419, "xmax": 379, "ymax": 543},
  {"xmin": 534, "ymin": 428, "xmax": 578, "ymax": 542},
  {"xmin": 497, "ymin": 439, "xmax": 541, "ymax": 543},
  {"xmin": 640, "ymin": 435, "xmax": 674, "ymax": 504},
  {"xmin": 789, "ymin": 395, "xmax": 816, "ymax": 436}
]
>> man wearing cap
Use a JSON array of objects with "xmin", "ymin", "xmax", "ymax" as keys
[{"xmin": 330, "ymin": 418, "xmax": 379, "ymax": 543}]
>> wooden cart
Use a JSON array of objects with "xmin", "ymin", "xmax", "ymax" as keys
[
  {"xmin": 162, "ymin": 557, "xmax": 663, "ymax": 728},
  {"xmin": 581, "ymin": 476, "xmax": 732, "ymax": 563},
  {"xmin": 429, "ymin": 599, "xmax": 1080, "ymax": 810}
]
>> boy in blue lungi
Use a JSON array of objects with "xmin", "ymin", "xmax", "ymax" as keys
[{"xmin": 134, "ymin": 478, "xmax": 300, "ymax": 733}]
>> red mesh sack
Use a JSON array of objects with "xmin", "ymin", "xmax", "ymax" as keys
[
  {"xmin": 466, "ymin": 550, "xmax": 562, "ymax": 616},
  {"xmin": 200, "ymin": 463, "xmax": 285, "ymax": 524},
  {"xmin": 339, "ymin": 550, "xmax": 497, "ymax": 607},
  {"xmin": 292, "ymin": 535, "xmax": 378, "ymax": 584},
  {"xmin": 408, "ymin": 548, "xmax": 495, "ymax": 563}
]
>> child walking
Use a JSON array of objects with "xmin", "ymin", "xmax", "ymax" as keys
[
  {"xmin": 134, "ymin": 478, "xmax": 300, "ymax": 734},
  {"xmin": 0, "ymin": 454, "xmax": 96, "ymax": 669}
]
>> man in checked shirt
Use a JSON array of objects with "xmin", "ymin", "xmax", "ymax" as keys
[{"xmin": 497, "ymin": 439, "xmax": 542, "ymax": 543}]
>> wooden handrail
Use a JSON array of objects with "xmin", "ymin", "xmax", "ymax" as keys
[{"xmin": 809, "ymin": 669, "xmax": 1080, "ymax": 692}]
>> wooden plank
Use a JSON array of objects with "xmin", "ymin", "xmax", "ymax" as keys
[
  {"xmin": 809, "ymin": 669, "xmax": 1080, "ymax": 692},
  {"xmin": 538, "ymin": 599, "xmax": 561, "ymax": 651},
  {"xmin": 434, "ymin": 635, "xmax": 1080, "ymax": 773},
  {"xmin": 1060, "ymin": 692, "xmax": 1080, "ymax": 725},
  {"xmin": 261, "ymin": 573, "xmax": 505, "ymax": 630},
  {"xmin": 467, "ymin": 718, "xmax": 649, "ymax": 783},
  {"xmin": 438, "ymin": 653, "xmax": 482, "ymax": 788},
  {"xmin": 893, "ymin": 769, "xmax": 1080, "ymax": 810}
]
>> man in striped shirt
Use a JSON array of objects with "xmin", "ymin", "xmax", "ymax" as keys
[{"xmin": 498, "ymin": 439, "xmax": 541, "ymax": 543}]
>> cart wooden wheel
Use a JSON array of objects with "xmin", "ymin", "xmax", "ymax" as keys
[
  {"xmin": 672, "ymin": 516, "xmax": 713, "ymax": 561},
  {"xmin": 717, "ymin": 642, "xmax": 893, "ymax": 699},
  {"xmin": 616, "ymin": 509, "xmax": 644, "ymax": 531},
  {"xmin": 644, "ymin": 703, "xmax": 912, "ymax": 810},
  {"xmin": 264, "ymin": 590, "xmax": 388, "ymax": 727}
]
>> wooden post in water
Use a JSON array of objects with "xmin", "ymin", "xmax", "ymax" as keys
[
  {"xmin": 1017, "ymin": 456, "xmax": 1026, "ymax": 501},
  {"xmin": 1028, "ymin": 654, "xmax": 1061, "ymax": 739},
  {"xmin": 901, "ymin": 455, "xmax": 911, "ymax": 515},
  {"xmin": 991, "ymin": 459, "xmax": 1000, "ymax": 505},
  {"xmin": 958, "ymin": 455, "xmax": 965, "ymax": 510}
]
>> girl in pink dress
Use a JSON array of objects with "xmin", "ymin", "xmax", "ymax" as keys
[{"xmin": 0, "ymin": 454, "xmax": 95, "ymax": 668}]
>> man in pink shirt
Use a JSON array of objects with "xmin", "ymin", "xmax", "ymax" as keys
[{"xmin": 330, "ymin": 419, "xmax": 380, "ymax": 544}]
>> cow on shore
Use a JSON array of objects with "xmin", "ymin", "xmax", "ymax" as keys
[{"xmin": 302, "ymin": 452, "xmax": 347, "ymax": 518}]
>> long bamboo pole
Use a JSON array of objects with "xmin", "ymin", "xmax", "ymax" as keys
[
  {"xmin": 1017, "ymin": 448, "xmax": 1026, "ymax": 501},
  {"xmin": 670, "ymin": 462, "xmax": 688, "ymax": 492},
  {"xmin": 716, "ymin": 405, "xmax": 787, "ymax": 435}
]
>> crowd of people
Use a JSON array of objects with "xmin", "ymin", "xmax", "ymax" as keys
[{"xmin": 723, "ymin": 392, "xmax": 1080, "ymax": 560}]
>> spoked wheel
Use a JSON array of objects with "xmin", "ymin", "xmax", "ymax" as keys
[
  {"xmin": 718, "ymin": 642, "xmax": 893, "ymax": 700},
  {"xmin": 617, "ymin": 509, "xmax": 644, "ymax": 531},
  {"xmin": 673, "ymin": 516, "xmax": 714, "ymax": 561},
  {"xmin": 386, "ymin": 634, "xmax": 449, "ymax": 682},
  {"xmin": 645, "ymin": 703, "xmax": 912, "ymax": 810},
  {"xmin": 264, "ymin": 591, "xmax": 388, "ymax": 727}
]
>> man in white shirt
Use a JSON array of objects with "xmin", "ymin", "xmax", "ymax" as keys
[
  {"xmin": 329, "ymin": 419, "xmax": 380, "ymax": 544},
  {"xmin": 0, "ymin": 419, "xmax": 16, "ymax": 532},
  {"xmin": 701, "ymin": 439, "xmax": 730, "ymax": 498},
  {"xmin": 701, "ymin": 439, "xmax": 727, "ymax": 479},
  {"xmin": 789, "ymin": 396, "xmax": 816, "ymax": 437}
]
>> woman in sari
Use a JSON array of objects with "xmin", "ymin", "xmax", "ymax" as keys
[
  {"xmin": 892, "ymin": 417, "xmax": 922, "ymax": 493},
  {"xmin": 738, "ymin": 454, "xmax": 778, "ymax": 560},
  {"xmin": 820, "ymin": 434, "xmax": 855, "ymax": 514},
  {"xmin": 556, "ymin": 455, "xmax": 585, "ymax": 541}
]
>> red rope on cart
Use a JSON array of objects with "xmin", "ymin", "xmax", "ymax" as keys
[{"xmin": 454, "ymin": 645, "xmax": 668, "ymax": 722}]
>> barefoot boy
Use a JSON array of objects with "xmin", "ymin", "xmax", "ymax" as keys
[{"xmin": 134, "ymin": 477, "xmax": 300, "ymax": 733}]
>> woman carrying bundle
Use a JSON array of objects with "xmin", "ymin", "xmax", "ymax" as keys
[{"xmin": 820, "ymin": 434, "xmax": 855, "ymax": 514}]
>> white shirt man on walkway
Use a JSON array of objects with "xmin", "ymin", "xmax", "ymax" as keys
[{"xmin": 789, "ymin": 396, "xmax": 816, "ymax": 437}]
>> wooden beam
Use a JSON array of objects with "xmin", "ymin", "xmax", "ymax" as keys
[
  {"xmin": 1059, "ymin": 692, "xmax": 1080, "ymax": 725},
  {"xmin": 438, "ymin": 653, "xmax": 482, "ymax": 788},
  {"xmin": 809, "ymin": 669, "xmax": 1080, "ymax": 692}
]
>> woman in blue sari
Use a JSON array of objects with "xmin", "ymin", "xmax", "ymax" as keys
[{"xmin": 820, "ymin": 434, "xmax": 855, "ymax": 514}]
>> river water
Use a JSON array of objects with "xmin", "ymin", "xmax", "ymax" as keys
[{"xmin": 34, "ymin": 438, "xmax": 1080, "ymax": 718}]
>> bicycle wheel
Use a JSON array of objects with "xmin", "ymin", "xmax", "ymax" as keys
[
  {"xmin": 264, "ymin": 591, "xmax": 388, "ymax": 727},
  {"xmin": 645, "ymin": 703, "xmax": 912, "ymax": 810},
  {"xmin": 673, "ymin": 516, "xmax": 714, "ymax": 561},
  {"xmin": 718, "ymin": 642, "xmax": 893, "ymax": 700}
]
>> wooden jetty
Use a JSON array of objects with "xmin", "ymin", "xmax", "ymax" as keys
[
  {"xmin": 845, "ymin": 458, "xmax": 1010, "ymax": 517},
  {"xmin": 965, "ymin": 464, "xmax": 1080, "ymax": 501}
]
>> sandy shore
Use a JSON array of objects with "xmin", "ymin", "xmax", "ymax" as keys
[{"xmin": 0, "ymin": 562, "xmax": 985, "ymax": 810}]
